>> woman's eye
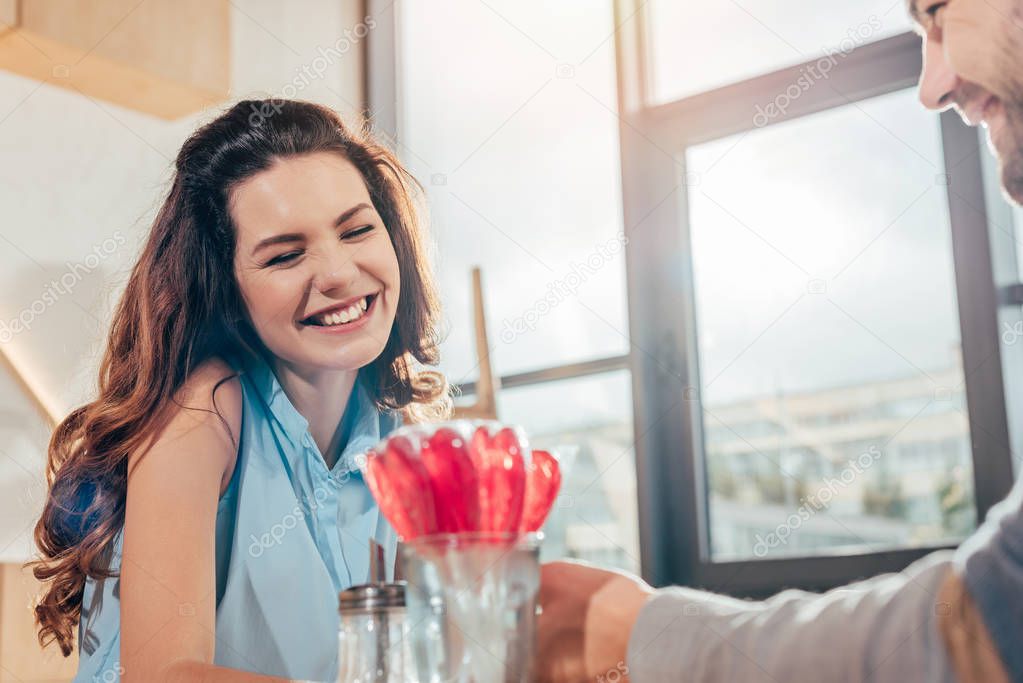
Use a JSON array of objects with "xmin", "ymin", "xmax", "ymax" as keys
[
  {"xmin": 927, "ymin": 2, "xmax": 947, "ymax": 27},
  {"xmin": 263, "ymin": 227, "xmax": 373, "ymax": 266},
  {"xmin": 341, "ymin": 225, "xmax": 374, "ymax": 240},
  {"xmin": 266, "ymin": 251, "xmax": 300, "ymax": 267}
]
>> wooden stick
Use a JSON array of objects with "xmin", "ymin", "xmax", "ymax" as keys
[{"xmin": 453, "ymin": 267, "xmax": 500, "ymax": 420}]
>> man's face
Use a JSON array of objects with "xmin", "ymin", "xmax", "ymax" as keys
[{"xmin": 911, "ymin": 0, "xmax": 1023, "ymax": 203}]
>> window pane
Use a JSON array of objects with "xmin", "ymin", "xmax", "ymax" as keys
[
  {"xmin": 980, "ymin": 138, "xmax": 1023, "ymax": 480},
  {"xmin": 646, "ymin": 0, "xmax": 913, "ymax": 104},
  {"xmin": 685, "ymin": 89, "xmax": 975, "ymax": 560},
  {"xmin": 496, "ymin": 371, "xmax": 638, "ymax": 573},
  {"xmin": 398, "ymin": 0, "xmax": 628, "ymax": 384}
]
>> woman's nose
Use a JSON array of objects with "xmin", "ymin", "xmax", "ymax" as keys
[
  {"xmin": 312, "ymin": 245, "xmax": 360, "ymax": 294},
  {"xmin": 918, "ymin": 37, "xmax": 958, "ymax": 111}
]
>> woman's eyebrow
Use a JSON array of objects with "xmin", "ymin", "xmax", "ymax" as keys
[
  {"xmin": 334, "ymin": 202, "xmax": 373, "ymax": 227},
  {"xmin": 250, "ymin": 202, "xmax": 373, "ymax": 256}
]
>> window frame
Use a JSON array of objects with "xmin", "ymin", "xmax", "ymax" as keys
[
  {"xmin": 369, "ymin": 0, "xmax": 1018, "ymax": 595},
  {"xmin": 614, "ymin": 0, "xmax": 1016, "ymax": 594},
  {"xmin": 366, "ymin": 0, "xmax": 643, "ymax": 568}
]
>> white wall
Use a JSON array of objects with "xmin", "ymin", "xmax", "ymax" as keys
[{"xmin": 0, "ymin": 0, "xmax": 371, "ymax": 562}]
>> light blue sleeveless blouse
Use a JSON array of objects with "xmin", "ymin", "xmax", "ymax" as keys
[{"xmin": 74, "ymin": 352, "xmax": 401, "ymax": 682}]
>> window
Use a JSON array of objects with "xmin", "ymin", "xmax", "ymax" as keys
[
  {"xmin": 498, "ymin": 371, "xmax": 638, "ymax": 572},
  {"xmin": 372, "ymin": 0, "xmax": 1018, "ymax": 594},
  {"xmin": 981, "ymin": 130, "xmax": 1023, "ymax": 478},
  {"xmin": 394, "ymin": 0, "xmax": 628, "ymax": 382},
  {"xmin": 687, "ymin": 89, "xmax": 975, "ymax": 560},
  {"xmin": 645, "ymin": 0, "xmax": 912, "ymax": 104},
  {"xmin": 618, "ymin": 1, "xmax": 1015, "ymax": 592},
  {"xmin": 376, "ymin": 0, "xmax": 639, "ymax": 573}
]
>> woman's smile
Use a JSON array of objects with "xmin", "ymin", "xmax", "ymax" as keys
[{"xmin": 298, "ymin": 292, "xmax": 380, "ymax": 334}]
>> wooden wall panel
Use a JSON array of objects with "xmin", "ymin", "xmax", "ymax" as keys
[
  {"xmin": 0, "ymin": 563, "xmax": 78, "ymax": 683},
  {"xmin": 0, "ymin": 0, "xmax": 230, "ymax": 120}
]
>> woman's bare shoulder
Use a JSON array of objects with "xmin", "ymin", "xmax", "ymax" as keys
[
  {"xmin": 128, "ymin": 356, "xmax": 243, "ymax": 497},
  {"xmin": 178, "ymin": 356, "xmax": 243, "ymax": 431}
]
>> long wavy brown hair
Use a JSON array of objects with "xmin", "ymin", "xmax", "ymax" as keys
[{"xmin": 28, "ymin": 99, "xmax": 451, "ymax": 656}]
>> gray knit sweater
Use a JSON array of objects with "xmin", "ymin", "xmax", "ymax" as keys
[{"xmin": 627, "ymin": 475, "xmax": 1023, "ymax": 682}]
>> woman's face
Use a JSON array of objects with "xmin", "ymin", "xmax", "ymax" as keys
[{"xmin": 230, "ymin": 151, "xmax": 400, "ymax": 372}]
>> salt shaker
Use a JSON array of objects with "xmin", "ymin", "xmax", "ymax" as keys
[{"xmin": 337, "ymin": 582, "xmax": 414, "ymax": 682}]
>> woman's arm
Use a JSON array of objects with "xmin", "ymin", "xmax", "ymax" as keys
[{"xmin": 119, "ymin": 359, "xmax": 291, "ymax": 683}]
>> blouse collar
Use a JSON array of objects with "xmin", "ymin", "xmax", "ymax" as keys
[{"xmin": 237, "ymin": 351, "xmax": 392, "ymax": 468}]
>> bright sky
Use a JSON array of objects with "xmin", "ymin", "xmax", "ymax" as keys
[
  {"xmin": 647, "ymin": 0, "xmax": 913, "ymax": 103},
  {"xmin": 688, "ymin": 88, "xmax": 963, "ymax": 405},
  {"xmin": 398, "ymin": 1, "xmax": 951, "ymax": 417}
]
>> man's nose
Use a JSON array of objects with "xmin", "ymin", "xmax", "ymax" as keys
[{"xmin": 918, "ymin": 36, "xmax": 958, "ymax": 110}]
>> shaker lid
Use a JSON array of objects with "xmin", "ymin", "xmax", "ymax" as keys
[{"xmin": 338, "ymin": 582, "xmax": 407, "ymax": 613}]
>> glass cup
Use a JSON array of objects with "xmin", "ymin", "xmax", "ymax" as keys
[{"xmin": 399, "ymin": 532, "xmax": 542, "ymax": 682}]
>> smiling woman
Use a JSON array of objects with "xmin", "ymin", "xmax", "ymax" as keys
[
  {"xmin": 27, "ymin": 99, "xmax": 451, "ymax": 682},
  {"xmin": 231, "ymin": 153, "xmax": 404, "ymax": 388}
]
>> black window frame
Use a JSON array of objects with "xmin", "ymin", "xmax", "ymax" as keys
[
  {"xmin": 614, "ymin": 0, "xmax": 1016, "ymax": 594},
  {"xmin": 367, "ymin": 0, "xmax": 1019, "ymax": 596}
]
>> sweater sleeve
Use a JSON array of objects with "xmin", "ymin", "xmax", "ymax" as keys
[
  {"xmin": 955, "ymin": 473, "xmax": 1023, "ymax": 682},
  {"xmin": 625, "ymin": 550, "xmax": 957, "ymax": 683}
]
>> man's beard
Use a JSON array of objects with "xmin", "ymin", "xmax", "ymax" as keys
[
  {"xmin": 995, "ymin": 3, "xmax": 1023, "ymax": 205},
  {"xmin": 951, "ymin": 80, "xmax": 1023, "ymax": 204},
  {"xmin": 997, "ymin": 102, "xmax": 1023, "ymax": 205}
]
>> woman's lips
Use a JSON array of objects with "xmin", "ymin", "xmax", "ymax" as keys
[
  {"xmin": 300, "ymin": 293, "xmax": 378, "ymax": 334},
  {"xmin": 301, "ymin": 293, "xmax": 373, "ymax": 325}
]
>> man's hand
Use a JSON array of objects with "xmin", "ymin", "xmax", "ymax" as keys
[{"xmin": 536, "ymin": 560, "xmax": 655, "ymax": 683}]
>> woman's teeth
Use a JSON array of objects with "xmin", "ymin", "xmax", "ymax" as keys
[{"xmin": 308, "ymin": 296, "xmax": 370, "ymax": 327}]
